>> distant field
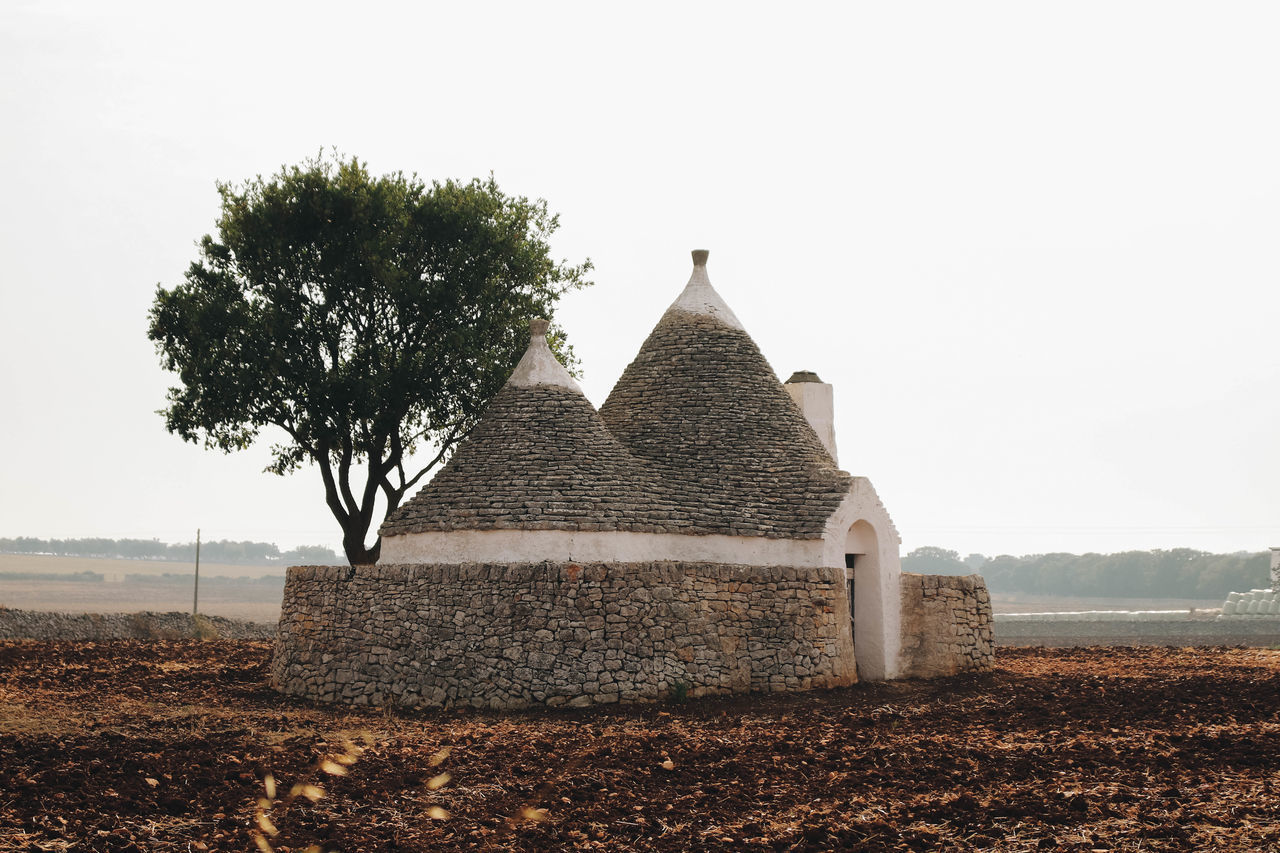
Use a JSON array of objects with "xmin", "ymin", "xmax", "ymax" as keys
[
  {"xmin": 0, "ymin": 577, "xmax": 283, "ymax": 622},
  {"xmin": 0, "ymin": 554, "xmax": 284, "ymax": 622},
  {"xmin": 0, "ymin": 553, "xmax": 286, "ymax": 579}
]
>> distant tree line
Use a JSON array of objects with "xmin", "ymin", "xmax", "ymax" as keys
[
  {"xmin": 0, "ymin": 537, "xmax": 342, "ymax": 566},
  {"xmin": 901, "ymin": 546, "xmax": 1270, "ymax": 599}
]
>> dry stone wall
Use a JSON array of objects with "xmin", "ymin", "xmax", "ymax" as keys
[
  {"xmin": 271, "ymin": 561, "xmax": 854, "ymax": 710},
  {"xmin": 0, "ymin": 608, "xmax": 274, "ymax": 641},
  {"xmin": 898, "ymin": 573, "xmax": 994, "ymax": 677}
]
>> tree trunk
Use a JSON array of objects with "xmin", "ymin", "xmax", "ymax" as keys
[
  {"xmin": 343, "ymin": 533, "xmax": 380, "ymax": 566},
  {"xmin": 316, "ymin": 448, "xmax": 387, "ymax": 567}
]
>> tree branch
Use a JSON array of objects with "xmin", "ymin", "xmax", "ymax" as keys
[
  {"xmin": 399, "ymin": 420, "xmax": 470, "ymax": 494},
  {"xmin": 336, "ymin": 432, "xmax": 359, "ymax": 518},
  {"xmin": 315, "ymin": 447, "xmax": 350, "ymax": 527}
]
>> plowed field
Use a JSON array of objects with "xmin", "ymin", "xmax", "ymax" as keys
[{"xmin": 1, "ymin": 641, "xmax": 1277, "ymax": 852}]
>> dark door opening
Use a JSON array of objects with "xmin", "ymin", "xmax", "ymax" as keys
[{"xmin": 844, "ymin": 554, "xmax": 856, "ymax": 638}]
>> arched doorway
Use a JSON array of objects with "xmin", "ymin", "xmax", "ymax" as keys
[
  {"xmin": 821, "ymin": 478, "xmax": 903, "ymax": 681},
  {"xmin": 844, "ymin": 520, "xmax": 881, "ymax": 680}
]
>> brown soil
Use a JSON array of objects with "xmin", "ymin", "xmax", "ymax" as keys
[{"xmin": 1, "ymin": 642, "xmax": 1277, "ymax": 852}]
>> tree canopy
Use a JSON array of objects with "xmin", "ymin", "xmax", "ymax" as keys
[
  {"xmin": 899, "ymin": 546, "xmax": 968, "ymax": 574},
  {"xmin": 148, "ymin": 155, "xmax": 591, "ymax": 564}
]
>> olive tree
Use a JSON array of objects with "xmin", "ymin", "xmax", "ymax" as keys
[{"xmin": 149, "ymin": 154, "xmax": 590, "ymax": 564}]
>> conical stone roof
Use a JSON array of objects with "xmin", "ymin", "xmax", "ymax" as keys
[
  {"xmin": 380, "ymin": 320, "xmax": 671, "ymax": 536},
  {"xmin": 384, "ymin": 254, "xmax": 853, "ymax": 543},
  {"xmin": 598, "ymin": 251, "xmax": 852, "ymax": 540}
]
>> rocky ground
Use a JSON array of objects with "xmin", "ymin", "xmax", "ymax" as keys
[{"xmin": 1, "ymin": 641, "xmax": 1277, "ymax": 852}]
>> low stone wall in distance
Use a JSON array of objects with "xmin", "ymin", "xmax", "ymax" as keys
[
  {"xmin": 898, "ymin": 573, "xmax": 994, "ymax": 677},
  {"xmin": 272, "ymin": 561, "xmax": 854, "ymax": 710},
  {"xmin": 0, "ymin": 608, "xmax": 276, "ymax": 641}
]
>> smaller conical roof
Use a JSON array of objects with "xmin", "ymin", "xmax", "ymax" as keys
[{"xmin": 381, "ymin": 320, "xmax": 671, "ymax": 537}]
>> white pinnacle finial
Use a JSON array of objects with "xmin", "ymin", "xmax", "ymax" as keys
[
  {"xmin": 506, "ymin": 318, "xmax": 583, "ymax": 392},
  {"xmin": 666, "ymin": 249, "xmax": 745, "ymax": 330}
]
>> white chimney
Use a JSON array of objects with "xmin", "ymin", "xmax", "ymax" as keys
[{"xmin": 785, "ymin": 370, "xmax": 838, "ymax": 465}]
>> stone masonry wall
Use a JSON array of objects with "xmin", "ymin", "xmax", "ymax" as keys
[
  {"xmin": 898, "ymin": 573, "xmax": 994, "ymax": 678},
  {"xmin": 271, "ymin": 561, "xmax": 854, "ymax": 710},
  {"xmin": 0, "ymin": 608, "xmax": 274, "ymax": 641}
]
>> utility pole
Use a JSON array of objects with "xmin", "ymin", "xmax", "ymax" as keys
[{"xmin": 193, "ymin": 528, "xmax": 201, "ymax": 615}]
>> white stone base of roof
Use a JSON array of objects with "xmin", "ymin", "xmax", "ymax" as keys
[{"xmin": 379, "ymin": 527, "xmax": 825, "ymax": 567}]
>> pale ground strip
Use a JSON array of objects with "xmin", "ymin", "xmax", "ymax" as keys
[{"xmin": 0, "ymin": 554, "xmax": 286, "ymax": 579}]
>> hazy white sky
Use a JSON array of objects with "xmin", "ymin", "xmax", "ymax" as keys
[{"xmin": 1, "ymin": 1, "xmax": 1277, "ymax": 558}]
